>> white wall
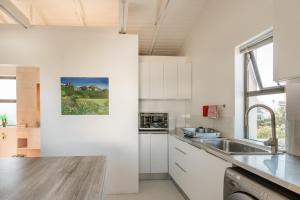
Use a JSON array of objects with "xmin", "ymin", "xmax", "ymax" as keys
[
  {"xmin": 0, "ymin": 25, "xmax": 139, "ymax": 194},
  {"xmin": 181, "ymin": 0, "xmax": 273, "ymax": 138}
]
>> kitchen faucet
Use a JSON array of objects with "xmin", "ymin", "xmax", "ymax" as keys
[{"xmin": 245, "ymin": 104, "xmax": 278, "ymax": 154}]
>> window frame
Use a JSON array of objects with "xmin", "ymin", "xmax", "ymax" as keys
[
  {"xmin": 0, "ymin": 76, "xmax": 17, "ymax": 126},
  {"xmin": 243, "ymin": 37, "xmax": 285, "ymax": 139}
]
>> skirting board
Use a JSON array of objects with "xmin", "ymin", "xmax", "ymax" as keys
[{"xmin": 139, "ymin": 173, "xmax": 170, "ymax": 180}]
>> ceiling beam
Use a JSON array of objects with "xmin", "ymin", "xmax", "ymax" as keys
[
  {"xmin": 119, "ymin": 0, "xmax": 128, "ymax": 34},
  {"xmin": 148, "ymin": 0, "xmax": 174, "ymax": 55},
  {"xmin": 0, "ymin": 11, "xmax": 8, "ymax": 23},
  {"xmin": 73, "ymin": 0, "xmax": 86, "ymax": 26},
  {"xmin": 0, "ymin": 0, "xmax": 31, "ymax": 28}
]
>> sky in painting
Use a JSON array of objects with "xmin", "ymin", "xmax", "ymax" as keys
[{"xmin": 61, "ymin": 77, "xmax": 108, "ymax": 89}]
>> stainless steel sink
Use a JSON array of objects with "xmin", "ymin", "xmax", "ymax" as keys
[{"xmin": 195, "ymin": 138, "xmax": 277, "ymax": 155}]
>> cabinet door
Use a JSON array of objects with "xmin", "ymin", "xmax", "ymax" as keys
[
  {"xmin": 274, "ymin": 0, "xmax": 300, "ymax": 81},
  {"xmin": 201, "ymin": 151, "xmax": 231, "ymax": 200},
  {"xmin": 168, "ymin": 135, "xmax": 175, "ymax": 177},
  {"xmin": 164, "ymin": 63, "xmax": 178, "ymax": 99},
  {"xmin": 187, "ymin": 144, "xmax": 231, "ymax": 200},
  {"xmin": 150, "ymin": 134, "xmax": 168, "ymax": 173},
  {"xmin": 149, "ymin": 63, "xmax": 164, "ymax": 99},
  {"xmin": 178, "ymin": 63, "xmax": 191, "ymax": 99},
  {"xmin": 139, "ymin": 62, "xmax": 150, "ymax": 99},
  {"xmin": 139, "ymin": 134, "xmax": 151, "ymax": 173}
]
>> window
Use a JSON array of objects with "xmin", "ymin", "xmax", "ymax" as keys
[
  {"xmin": 0, "ymin": 77, "xmax": 16, "ymax": 126},
  {"xmin": 242, "ymin": 33, "xmax": 286, "ymax": 147}
]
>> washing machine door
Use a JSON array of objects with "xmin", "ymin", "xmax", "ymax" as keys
[{"xmin": 226, "ymin": 192, "xmax": 257, "ymax": 200}]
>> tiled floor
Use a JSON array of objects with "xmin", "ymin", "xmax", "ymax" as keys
[{"xmin": 105, "ymin": 180, "xmax": 185, "ymax": 200}]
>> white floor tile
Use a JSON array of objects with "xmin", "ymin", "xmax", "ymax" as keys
[{"xmin": 105, "ymin": 180, "xmax": 185, "ymax": 200}]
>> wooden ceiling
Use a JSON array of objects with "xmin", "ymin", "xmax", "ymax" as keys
[{"xmin": 0, "ymin": 0, "xmax": 206, "ymax": 55}]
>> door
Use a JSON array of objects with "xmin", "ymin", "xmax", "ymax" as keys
[
  {"xmin": 164, "ymin": 63, "xmax": 178, "ymax": 99},
  {"xmin": 139, "ymin": 134, "xmax": 151, "ymax": 173},
  {"xmin": 149, "ymin": 63, "xmax": 164, "ymax": 99},
  {"xmin": 150, "ymin": 134, "xmax": 168, "ymax": 173},
  {"xmin": 178, "ymin": 63, "xmax": 191, "ymax": 99}
]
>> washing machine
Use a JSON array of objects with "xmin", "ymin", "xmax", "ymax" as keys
[{"xmin": 224, "ymin": 167, "xmax": 300, "ymax": 200}]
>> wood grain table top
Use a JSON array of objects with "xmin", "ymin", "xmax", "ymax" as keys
[{"xmin": 0, "ymin": 156, "xmax": 106, "ymax": 200}]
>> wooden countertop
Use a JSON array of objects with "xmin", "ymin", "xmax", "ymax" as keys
[{"xmin": 0, "ymin": 156, "xmax": 106, "ymax": 200}]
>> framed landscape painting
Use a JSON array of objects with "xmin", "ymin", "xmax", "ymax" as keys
[{"xmin": 61, "ymin": 77, "xmax": 109, "ymax": 115}]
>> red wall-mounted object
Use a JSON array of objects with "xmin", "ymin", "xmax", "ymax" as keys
[{"xmin": 203, "ymin": 105, "xmax": 209, "ymax": 117}]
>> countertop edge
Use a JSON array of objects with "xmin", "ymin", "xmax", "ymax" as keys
[{"xmin": 169, "ymin": 133, "xmax": 300, "ymax": 195}]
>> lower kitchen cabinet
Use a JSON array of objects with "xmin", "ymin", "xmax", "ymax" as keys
[
  {"xmin": 139, "ymin": 134, "xmax": 151, "ymax": 173},
  {"xmin": 139, "ymin": 134, "xmax": 168, "ymax": 174},
  {"xmin": 169, "ymin": 135, "xmax": 232, "ymax": 200}
]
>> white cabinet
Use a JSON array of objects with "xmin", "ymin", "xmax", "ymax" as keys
[
  {"xmin": 139, "ymin": 134, "xmax": 151, "ymax": 173},
  {"xmin": 169, "ymin": 136, "xmax": 232, "ymax": 200},
  {"xmin": 168, "ymin": 135, "xmax": 175, "ymax": 177},
  {"xmin": 178, "ymin": 63, "xmax": 192, "ymax": 99},
  {"xmin": 150, "ymin": 134, "xmax": 168, "ymax": 173},
  {"xmin": 149, "ymin": 63, "xmax": 164, "ymax": 99},
  {"xmin": 274, "ymin": 0, "xmax": 300, "ymax": 81},
  {"xmin": 139, "ymin": 62, "xmax": 150, "ymax": 99},
  {"xmin": 139, "ymin": 56, "xmax": 191, "ymax": 99},
  {"xmin": 139, "ymin": 134, "xmax": 168, "ymax": 174},
  {"xmin": 186, "ymin": 143, "xmax": 231, "ymax": 200},
  {"xmin": 164, "ymin": 63, "xmax": 178, "ymax": 99}
]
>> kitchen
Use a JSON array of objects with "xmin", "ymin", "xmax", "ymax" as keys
[{"xmin": 0, "ymin": 0, "xmax": 300, "ymax": 200}]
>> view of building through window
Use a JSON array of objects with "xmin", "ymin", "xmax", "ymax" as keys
[{"xmin": 245, "ymin": 42, "xmax": 286, "ymax": 147}]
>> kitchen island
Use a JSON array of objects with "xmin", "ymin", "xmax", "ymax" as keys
[{"xmin": 0, "ymin": 156, "xmax": 106, "ymax": 200}]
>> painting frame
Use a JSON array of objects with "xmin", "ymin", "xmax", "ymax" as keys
[{"xmin": 60, "ymin": 77, "xmax": 109, "ymax": 115}]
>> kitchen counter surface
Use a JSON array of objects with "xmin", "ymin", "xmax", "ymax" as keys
[
  {"xmin": 170, "ymin": 129, "xmax": 300, "ymax": 195},
  {"xmin": 0, "ymin": 156, "xmax": 106, "ymax": 200}
]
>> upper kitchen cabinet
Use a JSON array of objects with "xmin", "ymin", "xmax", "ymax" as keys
[
  {"xmin": 149, "ymin": 62, "xmax": 164, "ymax": 99},
  {"xmin": 139, "ymin": 62, "xmax": 151, "ymax": 99},
  {"xmin": 274, "ymin": 0, "xmax": 300, "ymax": 81},
  {"xmin": 139, "ymin": 56, "xmax": 192, "ymax": 100},
  {"xmin": 178, "ymin": 63, "xmax": 192, "ymax": 99},
  {"xmin": 164, "ymin": 63, "xmax": 178, "ymax": 99}
]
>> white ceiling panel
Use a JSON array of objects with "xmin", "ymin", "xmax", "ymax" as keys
[{"xmin": 1, "ymin": 0, "xmax": 206, "ymax": 55}]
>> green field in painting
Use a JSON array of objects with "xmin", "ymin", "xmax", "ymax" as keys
[
  {"xmin": 61, "ymin": 81, "xmax": 109, "ymax": 115},
  {"xmin": 62, "ymin": 98, "xmax": 109, "ymax": 115}
]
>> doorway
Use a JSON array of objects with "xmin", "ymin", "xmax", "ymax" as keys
[{"xmin": 0, "ymin": 66, "xmax": 40, "ymax": 157}]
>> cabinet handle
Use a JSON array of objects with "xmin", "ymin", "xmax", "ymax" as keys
[
  {"xmin": 175, "ymin": 147, "xmax": 186, "ymax": 155},
  {"xmin": 175, "ymin": 162, "xmax": 186, "ymax": 173}
]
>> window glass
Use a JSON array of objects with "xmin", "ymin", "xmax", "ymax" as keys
[
  {"xmin": 0, "ymin": 78, "xmax": 16, "ymax": 126},
  {"xmin": 247, "ymin": 43, "xmax": 285, "ymax": 92},
  {"xmin": 247, "ymin": 94, "xmax": 286, "ymax": 147},
  {"xmin": 255, "ymin": 43, "xmax": 277, "ymax": 88},
  {"xmin": 0, "ymin": 103, "xmax": 16, "ymax": 125},
  {"xmin": 0, "ymin": 79, "xmax": 16, "ymax": 99},
  {"xmin": 245, "ymin": 40, "xmax": 286, "ymax": 148}
]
